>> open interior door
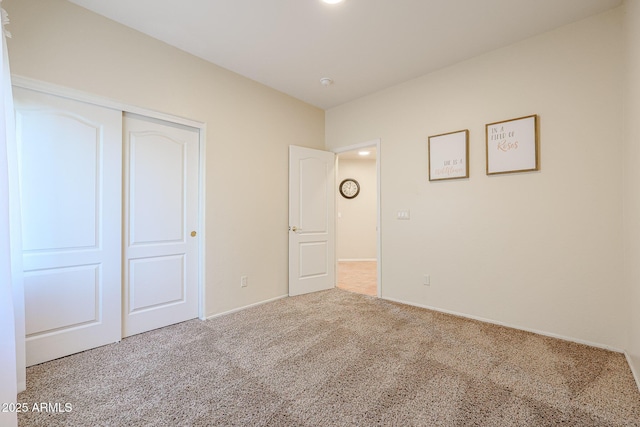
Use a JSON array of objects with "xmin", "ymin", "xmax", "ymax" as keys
[{"xmin": 288, "ymin": 145, "xmax": 335, "ymax": 296}]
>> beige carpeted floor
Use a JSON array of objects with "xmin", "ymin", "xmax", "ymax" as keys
[{"xmin": 18, "ymin": 289, "xmax": 640, "ymax": 426}]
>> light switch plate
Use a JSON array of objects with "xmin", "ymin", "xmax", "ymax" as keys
[{"xmin": 397, "ymin": 210, "xmax": 410, "ymax": 220}]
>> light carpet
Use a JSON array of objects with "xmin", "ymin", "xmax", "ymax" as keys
[{"xmin": 18, "ymin": 289, "xmax": 640, "ymax": 426}]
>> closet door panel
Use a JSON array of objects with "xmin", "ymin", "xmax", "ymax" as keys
[
  {"xmin": 15, "ymin": 87, "xmax": 122, "ymax": 366},
  {"xmin": 123, "ymin": 113, "xmax": 199, "ymax": 337}
]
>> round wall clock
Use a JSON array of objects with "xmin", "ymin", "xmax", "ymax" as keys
[{"xmin": 339, "ymin": 178, "xmax": 360, "ymax": 199}]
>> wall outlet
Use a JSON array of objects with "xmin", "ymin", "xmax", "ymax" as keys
[
  {"xmin": 423, "ymin": 274, "xmax": 430, "ymax": 286},
  {"xmin": 240, "ymin": 276, "xmax": 248, "ymax": 287}
]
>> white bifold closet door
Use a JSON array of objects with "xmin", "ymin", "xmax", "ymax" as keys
[
  {"xmin": 122, "ymin": 113, "xmax": 199, "ymax": 338},
  {"xmin": 15, "ymin": 88, "xmax": 123, "ymax": 367},
  {"xmin": 15, "ymin": 88, "xmax": 200, "ymax": 366}
]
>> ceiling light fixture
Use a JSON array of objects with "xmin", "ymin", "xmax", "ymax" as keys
[
  {"xmin": 320, "ymin": 77, "xmax": 333, "ymax": 87},
  {"xmin": 322, "ymin": 0, "xmax": 344, "ymax": 4},
  {"xmin": 358, "ymin": 151, "xmax": 370, "ymax": 156}
]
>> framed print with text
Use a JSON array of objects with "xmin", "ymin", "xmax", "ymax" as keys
[
  {"xmin": 486, "ymin": 115, "xmax": 539, "ymax": 175},
  {"xmin": 428, "ymin": 129, "xmax": 469, "ymax": 181}
]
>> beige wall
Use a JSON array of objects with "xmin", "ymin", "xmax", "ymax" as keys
[
  {"xmin": 3, "ymin": 0, "xmax": 325, "ymax": 316},
  {"xmin": 327, "ymin": 9, "xmax": 626, "ymax": 349},
  {"xmin": 337, "ymin": 159, "xmax": 377, "ymax": 260},
  {"xmin": 624, "ymin": 0, "xmax": 640, "ymax": 385}
]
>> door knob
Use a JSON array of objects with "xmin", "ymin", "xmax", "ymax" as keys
[
  {"xmin": 191, "ymin": 231, "xmax": 197, "ymax": 237},
  {"xmin": 290, "ymin": 226, "xmax": 299, "ymax": 232}
]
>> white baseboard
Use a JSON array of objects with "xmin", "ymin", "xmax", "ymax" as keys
[
  {"xmin": 625, "ymin": 351, "xmax": 640, "ymax": 392},
  {"xmin": 381, "ymin": 296, "xmax": 624, "ymax": 353},
  {"xmin": 205, "ymin": 294, "xmax": 288, "ymax": 320},
  {"xmin": 338, "ymin": 258, "xmax": 377, "ymax": 262}
]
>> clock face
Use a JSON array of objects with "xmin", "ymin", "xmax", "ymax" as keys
[{"xmin": 339, "ymin": 179, "xmax": 360, "ymax": 199}]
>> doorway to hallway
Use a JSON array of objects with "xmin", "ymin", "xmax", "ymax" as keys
[
  {"xmin": 337, "ymin": 261, "xmax": 377, "ymax": 296},
  {"xmin": 335, "ymin": 140, "xmax": 380, "ymax": 297}
]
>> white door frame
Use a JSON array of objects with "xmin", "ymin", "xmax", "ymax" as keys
[
  {"xmin": 11, "ymin": 75, "xmax": 208, "ymax": 321},
  {"xmin": 333, "ymin": 139, "xmax": 381, "ymax": 297}
]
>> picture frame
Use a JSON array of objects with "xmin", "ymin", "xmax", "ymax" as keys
[
  {"xmin": 486, "ymin": 115, "xmax": 539, "ymax": 175},
  {"xmin": 428, "ymin": 129, "xmax": 469, "ymax": 181}
]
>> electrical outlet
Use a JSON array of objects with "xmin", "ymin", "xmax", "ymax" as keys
[
  {"xmin": 241, "ymin": 276, "xmax": 248, "ymax": 287},
  {"xmin": 423, "ymin": 274, "xmax": 430, "ymax": 286}
]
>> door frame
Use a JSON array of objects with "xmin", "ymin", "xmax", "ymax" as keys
[
  {"xmin": 12, "ymin": 75, "xmax": 208, "ymax": 321},
  {"xmin": 333, "ymin": 139, "xmax": 381, "ymax": 297}
]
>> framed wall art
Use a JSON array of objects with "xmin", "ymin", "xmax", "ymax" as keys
[
  {"xmin": 428, "ymin": 129, "xmax": 469, "ymax": 181},
  {"xmin": 486, "ymin": 114, "xmax": 539, "ymax": 175}
]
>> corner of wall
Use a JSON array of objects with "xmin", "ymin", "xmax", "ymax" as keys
[{"xmin": 623, "ymin": 0, "xmax": 640, "ymax": 390}]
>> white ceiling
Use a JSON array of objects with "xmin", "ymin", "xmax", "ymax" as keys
[
  {"xmin": 68, "ymin": 0, "xmax": 622, "ymax": 110},
  {"xmin": 338, "ymin": 147, "xmax": 377, "ymax": 160}
]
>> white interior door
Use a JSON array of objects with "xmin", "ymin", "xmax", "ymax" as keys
[
  {"xmin": 123, "ymin": 113, "xmax": 199, "ymax": 337},
  {"xmin": 289, "ymin": 145, "xmax": 336, "ymax": 296},
  {"xmin": 14, "ymin": 87, "xmax": 122, "ymax": 366}
]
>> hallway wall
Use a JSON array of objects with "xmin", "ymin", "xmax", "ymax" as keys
[{"xmin": 337, "ymin": 159, "xmax": 377, "ymax": 260}]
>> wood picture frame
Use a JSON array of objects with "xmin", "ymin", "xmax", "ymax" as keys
[
  {"xmin": 428, "ymin": 129, "xmax": 469, "ymax": 181},
  {"xmin": 486, "ymin": 115, "xmax": 539, "ymax": 175}
]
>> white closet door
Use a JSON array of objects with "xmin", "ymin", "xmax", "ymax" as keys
[
  {"xmin": 123, "ymin": 114, "xmax": 199, "ymax": 337},
  {"xmin": 14, "ymin": 87, "xmax": 122, "ymax": 366}
]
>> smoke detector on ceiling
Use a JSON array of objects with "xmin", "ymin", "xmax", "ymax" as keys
[{"xmin": 320, "ymin": 77, "xmax": 334, "ymax": 87}]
